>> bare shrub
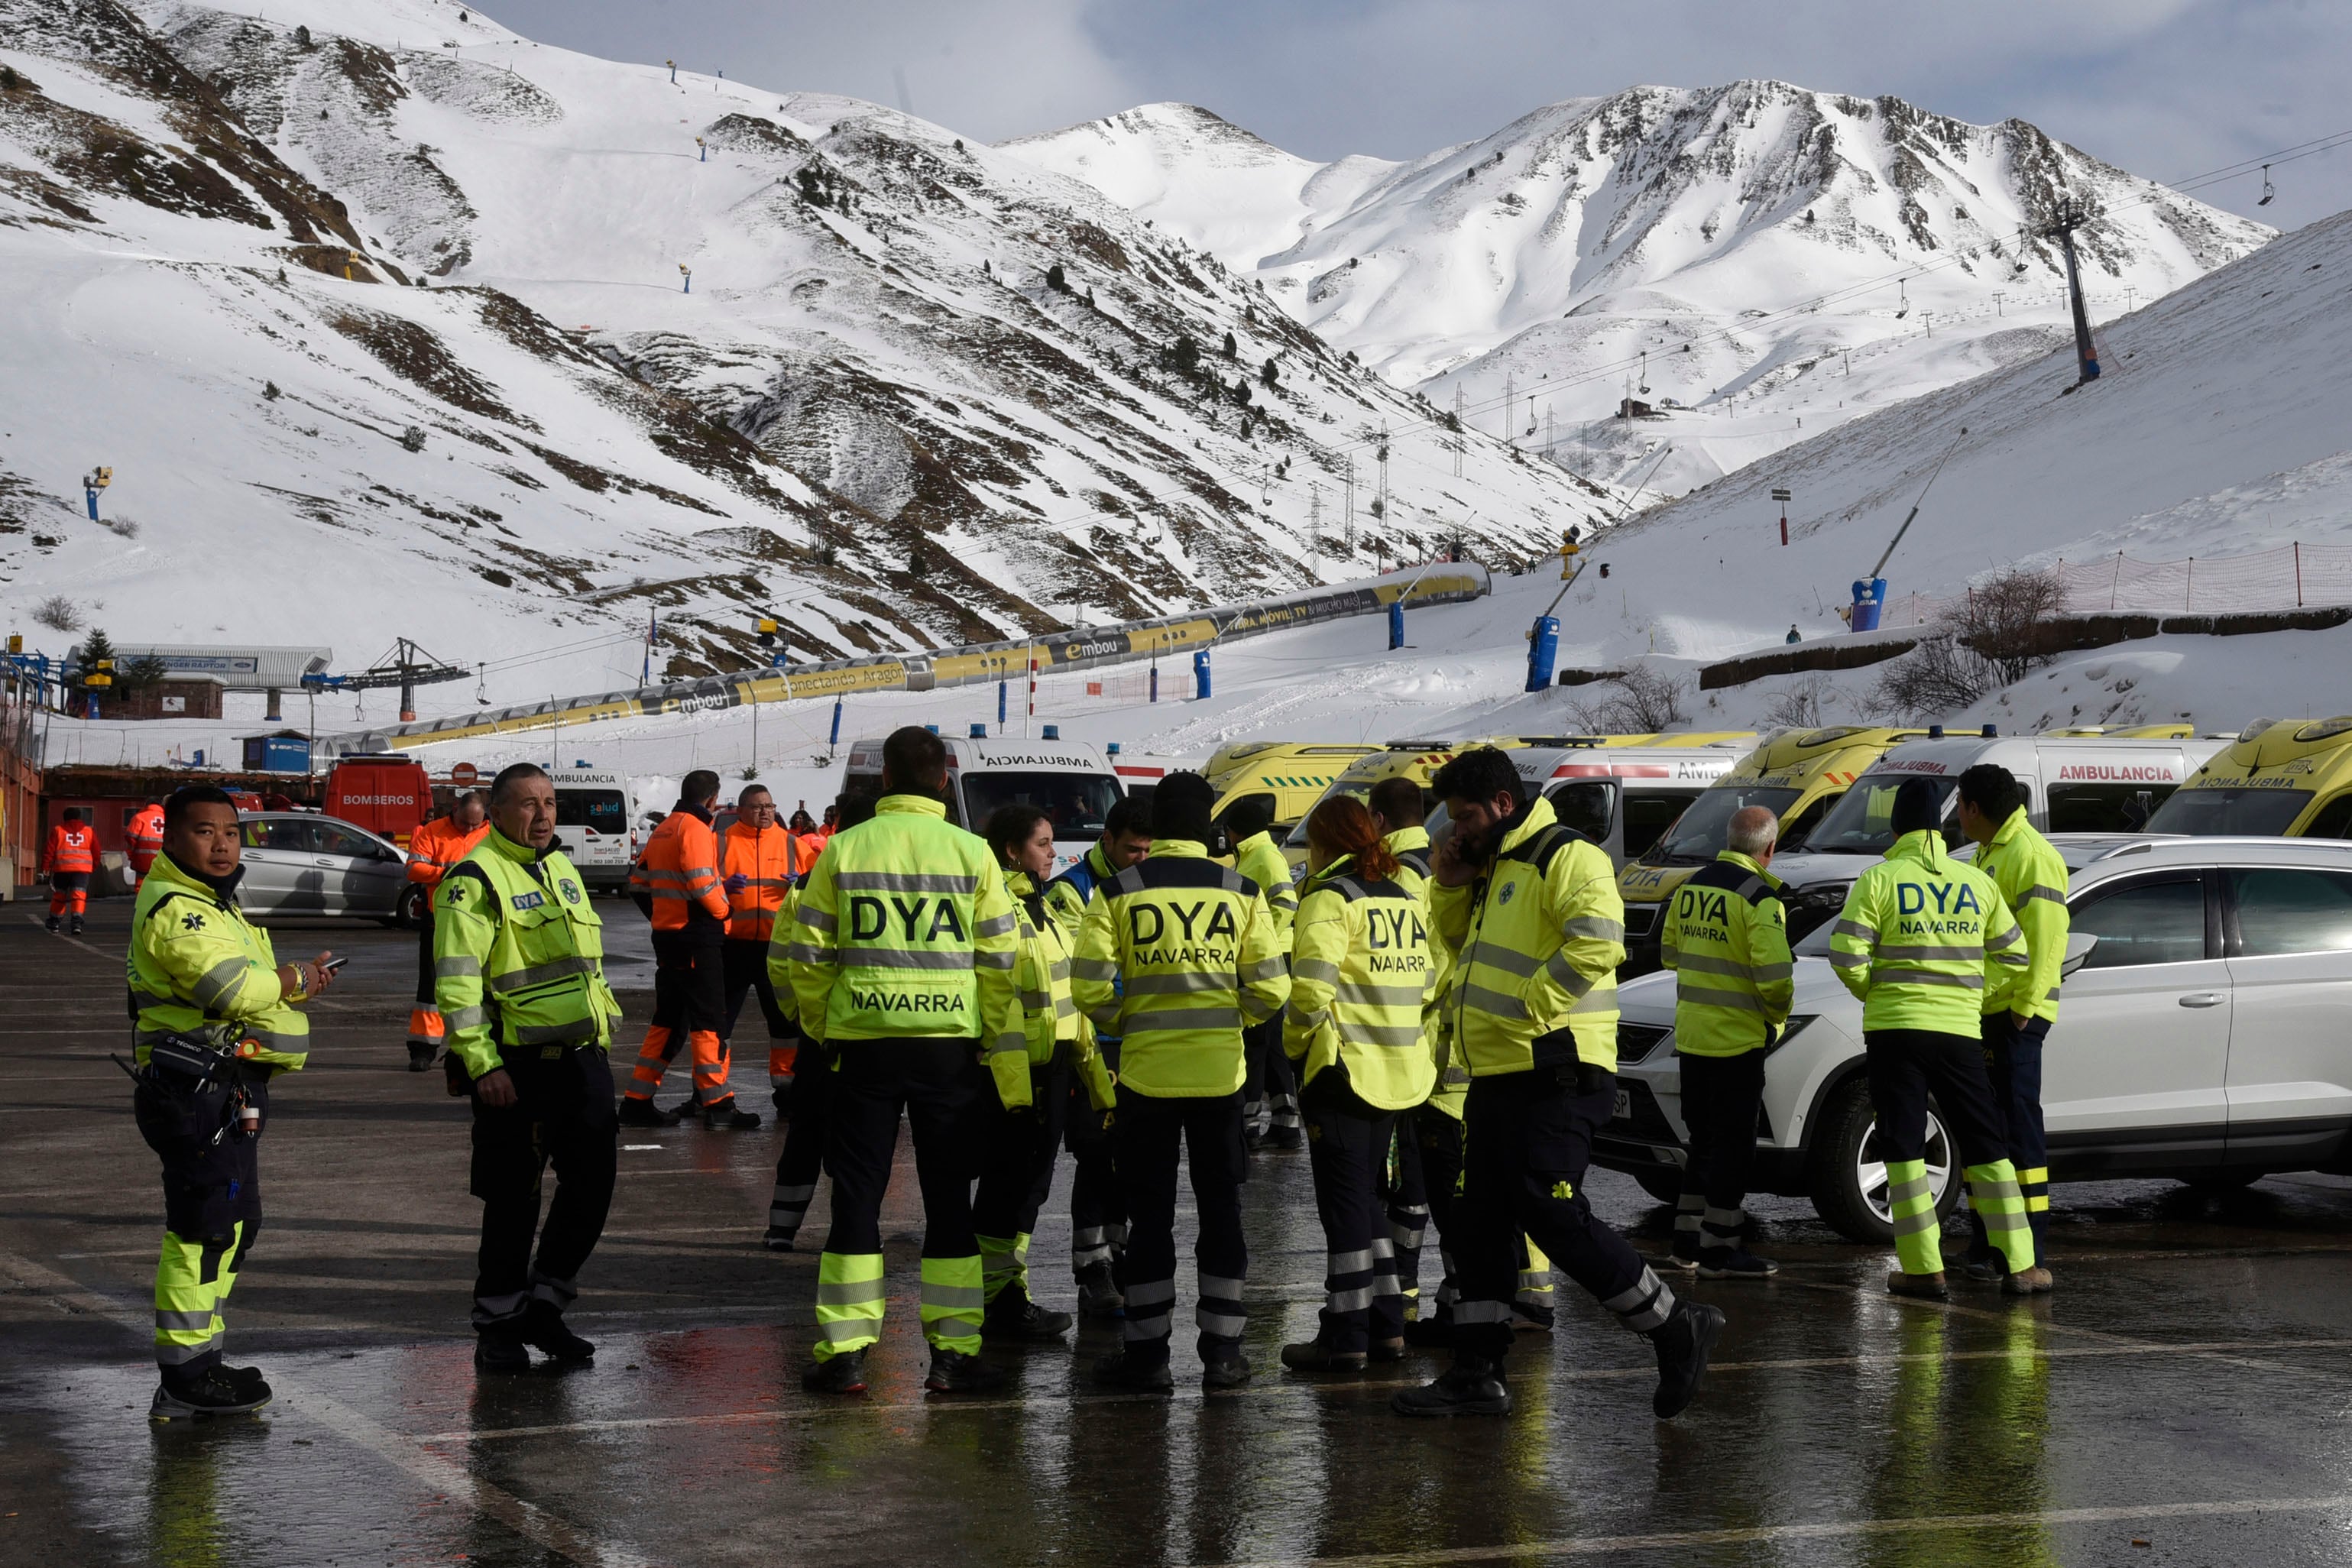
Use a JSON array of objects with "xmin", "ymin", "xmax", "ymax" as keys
[
  {"xmin": 33, "ymin": 594, "xmax": 82, "ymax": 632},
  {"xmin": 1570, "ymin": 665, "xmax": 1689, "ymax": 733},
  {"xmin": 99, "ymin": 513, "xmax": 140, "ymax": 538},
  {"xmin": 1761, "ymin": 674, "xmax": 1836, "ymax": 731},
  {"xmin": 1871, "ymin": 565, "xmax": 2065, "ymax": 721}
]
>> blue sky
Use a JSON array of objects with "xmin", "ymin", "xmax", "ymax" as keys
[{"xmin": 481, "ymin": 0, "xmax": 2350, "ymax": 228}]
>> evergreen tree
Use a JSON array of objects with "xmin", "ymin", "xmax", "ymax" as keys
[
  {"xmin": 1046, "ymin": 261, "xmax": 1067, "ymax": 292},
  {"xmin": 77, "ymin": 627, "xmax": 116, "ymax": 689},
  {"xmin": 1168, "ymin": 334, "xmax": 1200, "ymax": 373},
  {"xmin": 1221, "ymin": 330, "xmax": 1237, "ymax": 359},
  {"xmin": 1261, "ymin": 357, "xmax": 1278, "ymax": 390}
]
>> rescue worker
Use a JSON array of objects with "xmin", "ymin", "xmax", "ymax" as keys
[
  {"xmin": 1228, "ymin": 796, "xmax": 1302, "ymax": 1149},
  {"xmin": 1660, "ymin": 804, "xmax": 1793, "ymax": 1278},
  {"xmin": 1072, "ymin": 771, "xmax": 1290, "ymax": 1392},
  {"xmin": 1042, "ymin": 795, "xmax": 1152, "ymax": 1317},
  {"xmin": 44, "ymin": 806, "xmax": 96, "ymax": 934},
  {"xmin": 1280, "ymin": 795, "xmax": 1434, "ymax": 1372},
  {"xmin": 1396, "ymin": 747, "xmax": 1723, "ymax": 1420},
  {"xmin": 434, "ymin": 763, "xmax": 623, "ymax": 1372},
  {"xmin": 1829, "ymin": 777, "xmax": 2038, "ymax": 1300},
  {"xmin": 125, "ymin": 798, "xmax": 164, "ymax": 889},
  {"xmin": 763, "ymin": 792, "xmax": 876, "ymax": 1251},
  {"xmin": 784, "ymin": 728, "xmax": 1023, "ymax": 1395},
  {"xmin": 1955, "ymin": 763, "xmax": 2065, "ymax": 1294},
  {"xmin": 1366, "ymin": 776, "xmax": 1457, "ymax": 1341},
  {"xmin": 403, "ymin": 792, "xmax": 490, "ymax": 1071},
  {"xmin": 718, "ymin": 784, "xmax": 810, "ymax": 1107},
  {"xmin": 130, "ymin": 785, "xmax": 335, "ymax": 1419},
  {"xmin": 973, "ymin": 805, "xmax": 1117, "ymax": 1341},
  {"xmin": 621, "ymin": 771, "xmax": 759, "ymax": 1129}
]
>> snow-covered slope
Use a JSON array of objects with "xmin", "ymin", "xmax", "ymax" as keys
[
  {"xmin": 0, "ymin": 0, "xmax": 1614, "ymax": 701},
  {"xmin": 1008, "ymin": 86, "xmax": 2271, "ymax": 496}
]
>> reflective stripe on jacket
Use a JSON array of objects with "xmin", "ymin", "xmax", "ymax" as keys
[
  {"xmin": 126, "ymin": 806, "xmax": 165, "ymax": 874},
  {"xmin": 782, "ymin": 794, "xmax": 1022, "ymax": 1050},
  {"xmin": 992, "ymin": 872, "xmax": 1113, "ymax": 1111},
  {"xmin": 44, "ymin": 822, "xmax": 95, "ymax": 873},
  {"xmin": 1385, "ymin": 824, "xmax": 1465, "ymax": 1116},
  {"xmin": 1829, "ymin": 829, "xmax": 2029, "ymax": 1034},
  {"xmin": 433, "ymin": 832, "xmax": 619, "ymax": 1079},
  {"xmin": 128, "ymin": 854, "xmax": 308, "ymax": 1071},
  {"xmin": 1285, "ymin": 855, "xmax": 1437, "ymax": 1111},
  {"xmin": 1070, "ymin": 837, "xmax": 1291, "ymax": 1097},
  {"xmin": 1233, "ymin": 831, "xmax": 1299, "ymax": 954},
  {"xmin": 1430, "ymin": 797, "xmax": 1625, "ymax": 1075},
  {"xmin": 1662, "ymin": 850, "xmax": 1793, "ymax": 1058},
  {"xmin": 1974, "ymin": 808, "xmax": 2069, "ymax": 1023},
  {"xmin": 723, "ymin": 821, "xmax": 802, "ymax": 941},
  {"xmin": 406, "ymin": 816, "xmax": 491, "ymax": 889},
  {"xmin": 630, "ymin": 806, "xmax": 729, "ymax": 931}
]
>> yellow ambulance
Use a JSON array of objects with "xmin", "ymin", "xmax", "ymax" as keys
[
  {"xmin": 2144, "ymin": 718, "xmax": 2352, "ymax": 838},
  {"xmin": 1204, "ymin": 743, "xmax": 1384, "ymax": 838}
]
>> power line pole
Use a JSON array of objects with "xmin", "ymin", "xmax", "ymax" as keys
[
  {"xmin": 1503, "ymin": 375, "xmax": 1516, "ymax": 445},
  {"xmin": 1453, "ymin": 385, "xmax": 1466, "ymax": 477},
  {"xmin": 1344, "ymin": 456, "xmax": 1356, "ymax": 553},
  {"xmin": 1375, "ymin": 426, "xmax": 1391, "ymax": 530}
]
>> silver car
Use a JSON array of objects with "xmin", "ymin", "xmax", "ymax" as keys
[
  {"xmin": 236, "ymin": 812, "xmax": 412, "ymax": 922},
  {"xmin": 1599, "ymin": 835, "xmax": 2352, "ymax": 1242}
]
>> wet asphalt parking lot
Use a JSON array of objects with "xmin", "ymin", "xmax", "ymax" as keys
[{"xmin": 5, "ymin": 899, "xmax": 2352, "ymax": 1567}]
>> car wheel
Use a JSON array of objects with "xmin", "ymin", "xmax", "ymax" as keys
[
  {"xmin": 1631, "ymin": 1166, "xmax": 1683, "ymax": 1204},
  {"xmin": 1806, "ymin": 1077, "xmax": 1962, "ymax": 1246},
  {"xmin": 396, "ymin": 883, "xmax": 428, "ymax": 931}
]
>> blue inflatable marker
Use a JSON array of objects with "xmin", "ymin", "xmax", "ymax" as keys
[
  {"xmin": 1849, "ymin": 577, "xmax": 1887, "ymax": 633},
  {"xmin": 1193, "ymin": 648, "xmax": 1212, "ymax": 700},
  {"xmin": 1524, "ymin": 616, "xmax": 1560, "ymax": 693},
  {"xmin": 1388, "ymin": 601, "xmax": 1405, "ymax": 650}
]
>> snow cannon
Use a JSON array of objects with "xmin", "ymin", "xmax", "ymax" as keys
[
  {"xmin": 1524, "ymin": 617, "xmax": 1560, "ymax": 693},
  {"xmin": 1848, "ymin": 578, "xmax": 1887, "ymax": 634}
]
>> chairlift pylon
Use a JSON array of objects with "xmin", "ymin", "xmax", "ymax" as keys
[{"xmin": 2258, "ymin": 164, "xmax": 2276, "ymax": 208}]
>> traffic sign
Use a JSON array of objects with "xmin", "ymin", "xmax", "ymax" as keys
[{"xmin": 451, "ymin": 762, "xmax": 479, "ymax": 787}]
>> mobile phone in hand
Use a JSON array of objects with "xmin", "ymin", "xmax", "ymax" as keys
[{"xmin": 319, "ymin": 957, "xmax": 348, "ymax": 976}]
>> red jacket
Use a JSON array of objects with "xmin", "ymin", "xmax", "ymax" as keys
[
  {"xmin": 44, "ymin": 821, "xmax": 96, "ymax": 874},
  {"xmin": 125, "ymin": 805, "xmax": 165, "ymax": 874},
  {"xmin": 632, "ymin": 807, "xmax": 729, "ymax": 931}
]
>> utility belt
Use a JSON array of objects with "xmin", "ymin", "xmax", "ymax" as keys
[{"xmin": 122, "ymin": 1032, "xmax": 261, "ymax": 1155}]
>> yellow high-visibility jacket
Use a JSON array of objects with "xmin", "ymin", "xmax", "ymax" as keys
[
  {"xmin": 1430, "ymin": 797, "xmax": 1625, "ymax": 1075},
  {"xmin": 1070, "ymin": 838, "xmax": 1290, "ymax": 1097},
  {"xmin": 1973, "ymin": 809, "xmax": 2070, "ymax": 1024},
  {"xmin": 1829, "ymin": 829, "xmax": 2029, "ymax": 1033},
  {"xmin": 1233, "ymin": 830, "xmax": 1300, "ymax": 955},
  {"xmin": 434, "ymin": 831, "xmax": 620, "ymax": 1080},
  {"xmin": 781, "ymin": 795, "xmax": 1021, "ymax": 1057},
  {"xmin": 1285, "ymin": 854, "xmax": 1437, "ymax": 1110},
  {"xmin": 128, "ymin": 853, "xmax": 310, "ymax": 1071},
  {"xmin": 1661, "ymin": 850, "xmax": 1794, "ymax": 1058}
]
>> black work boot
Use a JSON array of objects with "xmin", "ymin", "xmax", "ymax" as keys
[
  {"xmin": 803, "ymin": 1349, "xmax": 867, "ymax": 1394},
  {"xmin": 521, "ymin": 1301, "xmax": 594, "ymax": 1362},
  {"xmin": 70, "ymin": 916, "xmax": 85, "ymax": 936},
  {"xmin": 44, "ymin": 915, "xmax": 60, "ymax": 935},
  {"xmin": 473, "ymin": 1331, "xmax": 532, "ymax": 1375},
  {"xmin": 617, "ymin": 1097, "xmax": 679, "ymax": 1128},
  {"xmin": 150, "ymin": 1369, "xmax": 270, "ymax": 1421},
  {"xmin": 1391, "ymin": 1353, "xmax": 1511, "ymax": 1417},
  {"xmin": 1074, "ymin": 1262, "xmax": 1123, "ymax": 1318},
  {"xmin": 1651, "ymin": 1299, "xmax": 1726, "ymax": 1419},
  {"xmin": 1281, "ymin": 1335, "xmax": 1367, "ymax": 1373},
  {"xmin": 1200, "ymin": 1347, "xmax": 1252, "ymax": 1390},
  {"xmin": 1402, "ymin": 1311, "xmax": 1456, "ymax": 1349},
  {"xmin": 925, "ymin": 1346, "xmax": 1006, "ymax": 1393},
  {"xmin": 1090, "ymin": 1349, "xmax": 1174, "ymax": 1393},
  {"xmin": 983, "ymin": 1289, "xmax": 1074, "ymax": 1342},
  {"xmin": 702, "ymin": 1097, "xmax": 762, "ymax": 1131},
  {"xmin": 217, "ymin": 1362, "xmax": 271, "ymax": 1397}
]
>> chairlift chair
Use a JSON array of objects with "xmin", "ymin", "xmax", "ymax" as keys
[
  {"xmin": 1894, "ymin": 279, "xmax": 1909, "ymax": 319},
  {"xmin": 2259, "ymin": 164, "xmax": 2276, "ymax": 207}
]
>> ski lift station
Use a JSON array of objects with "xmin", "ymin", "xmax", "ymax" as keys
[{"xmin": 82, "ymin": 644, "xmax": 333, "ymax": 714}]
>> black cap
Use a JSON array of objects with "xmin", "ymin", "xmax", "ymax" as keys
[{"xmin": 1890, "ymin": 778, "xmax": 1942, "ymax": 836}]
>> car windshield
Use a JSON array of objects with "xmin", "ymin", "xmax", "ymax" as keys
[
  {"xmin": 2143, "ymin": 786, "xmax": 2315, "ymax": 837},
  {"xmin": 1803, "ymin": 776, "xmax": 1962, "ymax": 856},
  {"xmin": 961, "ymin": 771, "xmax": 1123, "ymax": 842},
  {"xmin": 556, "ymin": 789, "xmax": 626, "ymax": 831},
  {"xmin": 1644, "ymin": 786, "xmax": 1803, "ymax": 864}
]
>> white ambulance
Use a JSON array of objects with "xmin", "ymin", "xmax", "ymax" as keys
[
  {"xmin": 843, "ymin": 729, "xmax": 1125, "ymax": 876},
  {"xmin": 1426, "ymin": 738, "xmax": 1753, "ymax": 869},
  {"xmin": 548, "ymin": 766, "xmax": 637, "ymax": 890}
]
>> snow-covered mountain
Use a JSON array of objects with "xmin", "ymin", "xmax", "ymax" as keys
[
  {"xmin": 0, "ymin": 0, "xmax": 1612, "ymax": 700},
  {"xmin": 1007, "ymin": 88, "xmax": 2272, "ymax": 496}
]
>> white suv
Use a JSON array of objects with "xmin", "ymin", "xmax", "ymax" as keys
[{"xmin": 1599, "ymin": 836, "xmax": 2352, "ymax": 1242}]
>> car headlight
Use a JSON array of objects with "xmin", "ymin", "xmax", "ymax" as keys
[{"xmin": 1764, "ymin": 1014, "xmax": 1817, "ymax": 1056}]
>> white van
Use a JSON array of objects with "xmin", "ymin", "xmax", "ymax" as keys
[
  {"xmin": 1760, "ymin": 725, "xmax": 2229, "ymax": 939},
  {"xmin": 549, "ymin": 766, "xmax": 637, "ymax": 889},
  {"xmin": 1425, "ymin": 740, "xmax": 1752, "ymax": 870},
  {"xmin": 843, "ymin": 731, "xmax": 1125, "ymax": 876}
]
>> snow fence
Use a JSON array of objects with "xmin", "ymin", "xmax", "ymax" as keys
[{"xmin": 317, "ymin": 563, "xmax": 1490, "ymax": 756}]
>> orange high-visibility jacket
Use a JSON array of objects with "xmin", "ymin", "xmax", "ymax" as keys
[
  {"xmin": 406, "ymin": 816, "xmax": 491, "ymax": 889},
  {"xmin": 44, "ymin": 821, "xmax": 95, "ymax": 874},
  {"xmin": 125, "ymin": 805, "xmax": 165, "ymax": 873},
  {"xmin": 633, "ymin": 808, "xmax": 730, "ymax": 931},
  {"xmin": 721, "ymin": 823, "xmax": 817, "ymax": 941}
]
